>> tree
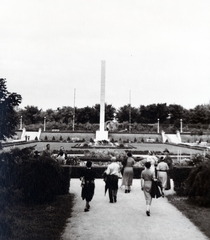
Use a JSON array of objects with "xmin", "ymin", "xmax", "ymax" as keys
[
  {"xmin": 117, "ymin": 105, "xmax": 139, "ymax": 123},
  {"xmin": 18, "ymin": 105, "xmax": 42, "ymax": 125},
  {"xmin": 0, "ymin": 78, "xmax": 22, "ymax": 141}
]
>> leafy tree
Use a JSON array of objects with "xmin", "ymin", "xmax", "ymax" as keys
[
  {"xmin": 139, "ymin": 103, "xmax": 168, "ymax": 123},
  {"xmin": 56, "ymin": 106, "xmax": 74, "ymax": 125},
  {"xmin": 0, "ymin": 78, "xmax": 22, "ymax": 141},
  {"xmin": 18, "ymin": 105, "xmax": 42, "ymax": 125},
  {"xmin": 117, "ymin": 104, "xmax": 139, "ymax": 123}
]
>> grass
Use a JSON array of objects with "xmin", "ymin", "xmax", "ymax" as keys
[
  {"xmin": 0, "ymin": 194, "xmax": 74, "ymax": 240},
  {"xmin": 167, "ymin": 194, "xmax": 210, "ymax": 239}
]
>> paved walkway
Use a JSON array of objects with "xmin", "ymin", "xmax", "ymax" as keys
[{"xmin": 61, "ymin": 179, "xmax": 209, "ymax": 240}]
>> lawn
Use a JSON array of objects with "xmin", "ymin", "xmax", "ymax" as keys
[
  {"xmin": 0, "ymin": 194, "xmax": 74, "ymax": 240},
  {"xmin": 167, "ymin": 194, "xmax": 210, "ymax": 239},
  {"xmin": 3, "ymin": 142, "xmax": 204, "ymax": 155}
]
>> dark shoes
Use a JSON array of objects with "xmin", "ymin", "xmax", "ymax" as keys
[
  {"xmin": 125, "ymin": 190, "xmax": 128, "ymax": 193},
  {"xmin": 84, "ymin": 208, "xmax": 89, "ymax": 212},
  {"xmin": 146, "ymin": 211, "xmax": 150, "ymax": 216},
  {"xmin": 110, "ymin": 197, "xmax": 117, "ymax": 203}
]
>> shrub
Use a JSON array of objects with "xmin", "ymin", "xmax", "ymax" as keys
[
  {"xmin": 59, "ymin": 136, "xmax": 63, "ymax": 141},
  {"xmin": 173, "ymin": 167, "xmax": 193, "ymax": 196},
  {"xmin": 52, "ymin": 136, "xmax": 55, "ymax": 141},
  {"xmin": 44, "ymin": 136, "xmax": 48, "ymax": 141},
  {"xmin": 67, "ymin": 136, "xmax": 71, "ymax": 141},
  {"xmin": 0, "ymin": 147, "xmax": 67, "ymax": 204},
  {"xmin": 186, "ymin": 162, "xmax": 210, "ymax": 207}
]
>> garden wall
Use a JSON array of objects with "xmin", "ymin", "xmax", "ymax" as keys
[
  {"xmin": 39, "ymin": 131, "xmax": 162, "ymax": 142},
  {"xmin": 16, "ymin": 130, "xmax": 210, "ymax": 143}
]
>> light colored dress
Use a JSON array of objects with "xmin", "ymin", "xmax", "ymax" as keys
[
  {"xmin": 122, "ymin": 157, "xmax": 135, "ymax": 186},
  {"xmin": 141, "ymin": 168, "xmax": 154, "ymax": 205},
  {"xmin": 156, "ymin": 161, "xmax": 169, "ymax": 189}
]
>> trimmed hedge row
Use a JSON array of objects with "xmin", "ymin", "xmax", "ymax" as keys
[
  {"xmin": 69, "ymin": 166, "xmax": 145, "ymax": 179},
  {"xmin": 0, "ymin": 150, "xmax": 71, "ymax": 204},
  {"xmin": 69, "ymin": 166, "xmax": 192, "ymax": 193}
]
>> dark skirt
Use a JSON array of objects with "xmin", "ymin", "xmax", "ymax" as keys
[
  {"xmin": 81, "ymin": 181, "xmax": 95, "ymax": 202},
  {"xmin": 107, "ymin": 175, "xmax": 118, "ymax": 190}
]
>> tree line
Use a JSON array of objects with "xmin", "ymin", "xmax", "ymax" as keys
[
  {"xmin": 17, "ymin": 102, "xmax": 210, "ymax": 133},
  {"xmin": 1, "ymin": 78, "xmax": 210, "ymax": 138}
]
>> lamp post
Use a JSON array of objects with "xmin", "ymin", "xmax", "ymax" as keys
[
  {"xmin": 157, "ymin": 118, "xmax": 160, "ymax": 133},
  {"xmin": 180, "ymin": 119, "xmax": 183, "ymax": 133},
  {"xmin": 19, "ymin": 116, "xmax": 22, "ymax": 130},
  {"xmin": 44, "ymin": 117, "xmax": 46, "ymax": 131}
]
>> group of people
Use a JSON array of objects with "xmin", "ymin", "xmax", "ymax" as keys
[
  {"xmin": 80, "ymin": 149, "xmax": 173, "ymax": 216},
  {"xmin": 36, "ymin": 144, "xmax": 68, "ymax": 164}
]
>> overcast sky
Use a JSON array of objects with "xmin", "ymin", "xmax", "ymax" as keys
[{"xmin": 1, "ymin": 0, "xmax": 210, "ymax": 111}]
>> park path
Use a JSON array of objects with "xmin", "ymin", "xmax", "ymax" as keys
[{"xmin": 61, "ymin": 179, "xmax": 209, "ymax": 240}]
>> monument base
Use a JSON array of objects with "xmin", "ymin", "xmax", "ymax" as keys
[{"xmin": 95, "ymin": 130, "xmax": 109, "ymax": 141}]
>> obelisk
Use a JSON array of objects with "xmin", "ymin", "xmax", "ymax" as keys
[{"xmin": 95, "ymin": 60, "xmax": 109, "ymax": 141}]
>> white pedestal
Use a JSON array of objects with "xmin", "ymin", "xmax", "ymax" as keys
[{"xmin": 95, "ymin": 130, "xmax": 109, "ymax": 141}]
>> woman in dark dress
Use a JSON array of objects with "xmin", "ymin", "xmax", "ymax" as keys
[
  {"xmin": 80, "ymin": 161, "xmax": 95, "ymax": 212},
  {"xmin": 163, "ymin": 148, "xmax": 173, "ymax": 190}
]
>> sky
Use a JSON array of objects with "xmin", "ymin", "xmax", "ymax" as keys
[{"xmin": 1, "ymin": 0, "xmax": 210, "ymax": 111}]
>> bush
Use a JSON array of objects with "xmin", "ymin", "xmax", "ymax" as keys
[
  {"xmin": 0, "ymin": 147, "xmax": 67, "ymax": 204},
  {"xmin": 44, "ymin": 136, "xmax": 48, "ymax": 141},
  {"xmin": 16, "ymin": 157, "xmax": 65, "ymax": 203},
  {"xmin": 173, "ymin": 167, "xmax": 193, "ymax": 196},
  {"xmin": 186, "ymin": 162, "xmax": 210, "ymax": 207}
]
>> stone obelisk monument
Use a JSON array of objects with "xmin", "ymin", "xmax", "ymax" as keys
[{"xmin": 95, "ymin": 60, "xmax": 109, "ymax": 141}]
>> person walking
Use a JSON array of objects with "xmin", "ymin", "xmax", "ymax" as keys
[
  {"xmin": 141, "ymin": 161, "xmax": 156, "ymax": 216},
  {"xmin": 163, "ymin": 148, "xmax": 173, "ymax": 190},
  {"xmin": 105, "ymin": 156, "xmax": 121, "ymax": 203},
  {"xmin": 80, "ymin": 161, "xmax": 95, "ymax": 212},
  {"xmin": 122, "ymin": 152, "xmax": 135, "ymax": 193},
  {"xmin": 156, "ymin": 157, "xmax": 169, "ymax": 197}
]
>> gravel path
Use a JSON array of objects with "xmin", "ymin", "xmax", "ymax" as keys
[{"xmin": 61, "ymin": 179, "xmax": 208, "ymax": 240}]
